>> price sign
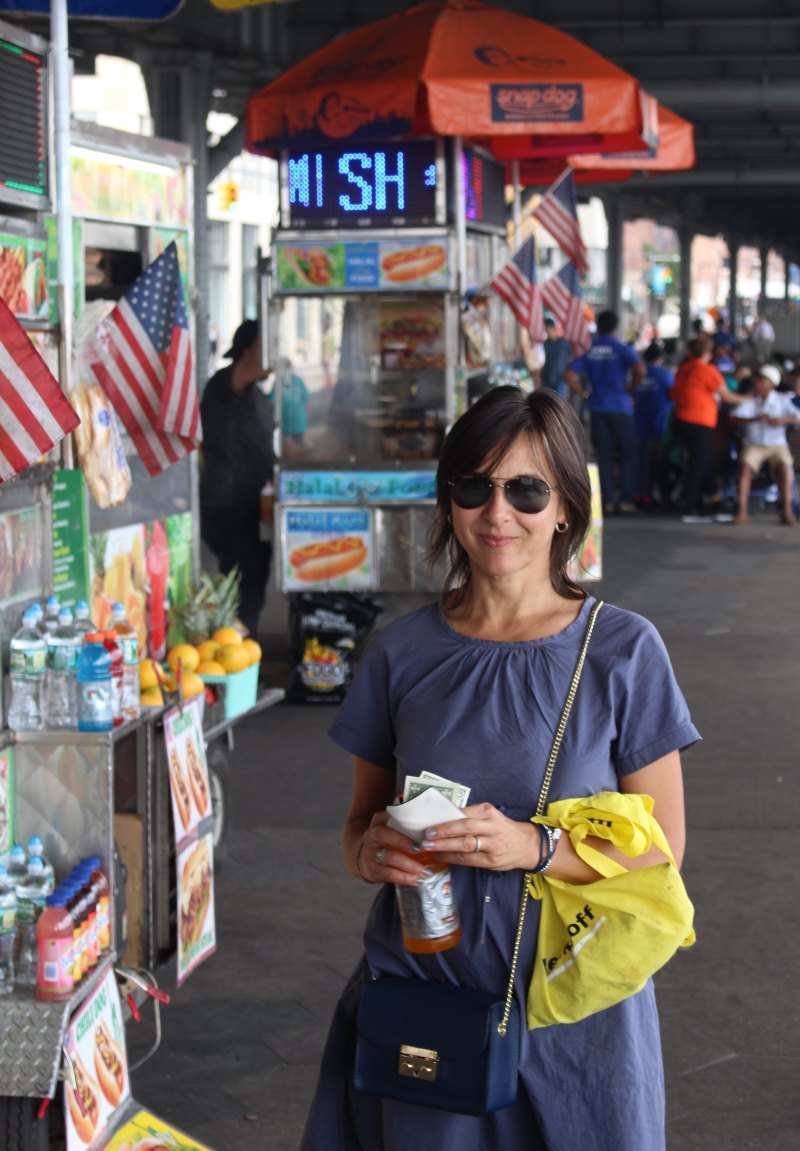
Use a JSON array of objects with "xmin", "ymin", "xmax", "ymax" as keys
[{"xmin": 0, "ymin": 31, "xmax": 48, "ymax": 208}]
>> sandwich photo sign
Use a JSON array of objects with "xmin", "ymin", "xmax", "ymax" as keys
[
  {"xmin": 64, "ymin": 968, "xmax": 130, "ymax": 1151},
  {"xmin": 164, "ymin": 697, "xmax": 217, "ymax": 986}
]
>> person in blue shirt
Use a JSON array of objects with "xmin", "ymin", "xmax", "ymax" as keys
[
  {"xmin": 539, "ymin": 315, "xmax": 572, "ymax": 398},
  {"xmin": 278, "ymin": 356, "xmax": 310, "ymax": 453},
  {"xmin": 634, "ymin": 342, "xmax": 673, "ymax": 506},
  {"xmin": 565, "ymin": 309, "xmax": 644, "ymax": 513}
]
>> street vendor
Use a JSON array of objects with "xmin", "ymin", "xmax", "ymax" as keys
[{"xmin": 200, "ymin": 320, "xmax": 274, "ymax": 635}]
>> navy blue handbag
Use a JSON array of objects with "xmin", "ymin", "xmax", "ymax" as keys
[{"xmin": 353, "ymin": 602, "xmax": 603, "ymax": 1116}]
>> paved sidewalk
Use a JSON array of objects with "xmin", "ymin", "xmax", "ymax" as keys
[{"xmin": 132, "ymin": 515, "xmax": 800, "ymax": 1150}]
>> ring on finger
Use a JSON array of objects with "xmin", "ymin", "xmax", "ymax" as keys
[
  {"xmin": 473, "ymin": 835, "xmax": 481, "ymax": 854},
  {"xmin": 375, "ymin": 847, "xmax": 387, "ymax": 865}
]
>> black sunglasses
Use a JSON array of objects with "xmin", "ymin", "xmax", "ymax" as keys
[{"xmin": 448, "ymin": 474, "xmax": 557, "ymax": 514}]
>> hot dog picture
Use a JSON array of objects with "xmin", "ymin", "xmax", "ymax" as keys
[
  {"xmin": 185, "ymin": 738, "xmax": 209, "ymax": 819},
  {"xmin": 168, "ymin": 749, "xmax": 192, "ymax": 832},
  {"xmin": 179, "ymin": 839, "xmax": 212, "ymax": 952},
  {"xmin": 289, "ymin": 536, "xmax": 368, "ymax": 583},
  {"xmin": 65, "ymin": 1051, "xmax": 102, "ymax": 1145},
  {"xmin": 381, "ymin": 244, "xmax": 446, "ymax": 284},
  {"xmin": 94, "ymin": 1020, "xmax": 126, "ymax": 1108}
]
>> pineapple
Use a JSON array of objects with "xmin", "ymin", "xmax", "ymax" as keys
[{"xmin": 172, "ymin": 568, "xmax": 241, "ymax": 645}]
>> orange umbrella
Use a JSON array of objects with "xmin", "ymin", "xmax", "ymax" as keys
[
  {"xmin": 246, "ymin": 0, "xmax": 647, "ymax": 154},
  {"xmin": 515, "ymin": 105, "xmax": 694, "ymax": 187},
  {"xmin": 491, "ymin": 91, "xmax": 659, "ymax": 162}
]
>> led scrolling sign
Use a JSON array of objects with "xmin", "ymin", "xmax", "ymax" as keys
[{"xmin": 285, "ymin": 141, "xmax": 441, "ymax": 228}]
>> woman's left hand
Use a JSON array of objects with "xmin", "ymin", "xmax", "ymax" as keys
[{"xmin": 420, "ymin": 803, "xmax": 541, "ymax": 872}]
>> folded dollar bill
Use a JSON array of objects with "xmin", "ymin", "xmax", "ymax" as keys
[{"xmin": 403, "ymin": 771, "xmax": 471, "ymax": 809}]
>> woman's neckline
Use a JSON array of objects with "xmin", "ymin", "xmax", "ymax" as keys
[{"xmin": 436, "ymin": 594, "xmax": 593, "ymax": 649}]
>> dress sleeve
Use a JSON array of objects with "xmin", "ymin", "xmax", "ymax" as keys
[
  {"xmin": 328, "ymin": 633, "xmax": 396, "ymax": 771},
  {"xmin": 613, "ymin": 620, "xmax": 701, "ymax": 777}
]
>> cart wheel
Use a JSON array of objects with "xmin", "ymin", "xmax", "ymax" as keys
[
  {"xmin": 206, "ymin": 740, "xmax": 232, "ymax": 865},
  {"xmin": 0, "ymin": 1096, "xmax": 55, "ymax": 1151}
]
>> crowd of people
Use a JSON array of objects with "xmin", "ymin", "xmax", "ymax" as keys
[{"xmin": 541, "ymin": 310, "xmax": 800, "ymax": 526}]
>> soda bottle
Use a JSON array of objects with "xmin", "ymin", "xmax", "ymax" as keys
[
  {"xmin": 36, "ymin": 891, "xmax": 74, "ymax": 1002},
  {"xmin": 0, "ymin": 865, "xmax": 17, "ymax": 995},
  {"xmin": 45, "ymin": 607, "xmax": 81, "ymax": 728},
  {"xmin": 111, "ymin": 603, "xmax": 141, "ymax": 722},
  {"xmin": 8, "ymin": 608, "xmax": 47, "ymax": 731},
  {"xmin": 73, "ymin": 600, "xmax": 94, "ymax": 637},
  {"xmin": 395, "ymin": 851, "xmax": 462, "ymax": 954},
  {"xmin": 69, "ymin": 872, "xmax": 95, "ymax": 980},
  {"xmin": 15, "ymin": 857, "xmax": 49, "ymax": 986},
  {"xmin": 84, "ymin": 857, "xmax": 110, "ymax": 953},
  {"xmin": 27, "ymin": 838, "xmax": 55, "ymax": 895},
  {"xmin": 74, "ymin": 864, "xmax": 99, "ymax": 970},
  {"xmin": 43, "ymin": 594, "xmax": 60, "ymax": 636},
  {"xmin": 76, "ymin": 642, "xmax": 113, "ymax": 733},
  {"xmin": 62, "ymin": 880, "xmax": 85, "ymax": 984}
]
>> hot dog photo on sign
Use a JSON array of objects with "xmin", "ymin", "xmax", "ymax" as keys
[
  {"xmin": 284, "ymin": 509, "xmax": 373, "ymax": 592},
  {"xmin": 378, "ymin": 240, "xmax": 449, "ymax": 288}
]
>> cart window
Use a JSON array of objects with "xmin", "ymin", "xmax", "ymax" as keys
[{"xmin": 277, "ymin": 294, "xmax": 446, "ymax": 466}]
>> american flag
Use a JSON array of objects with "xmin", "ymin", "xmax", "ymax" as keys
[
  {"xmin": 542, "ymin": 260, "xmax": 592, "ymax": 355},
  {"xmin": 489, "ymin": 236, "xmax": 546, "ymax": 343},
  {"xmin": 0, "ymin": 297, "xmax": 79, "ymax": 483},
  {"xmin": 533, "ymin": 171, "xmax": 588, "ymax": 275},
  {"xmin": 91, "ymin": 242, "xmax": 199, "ymax": 477}
]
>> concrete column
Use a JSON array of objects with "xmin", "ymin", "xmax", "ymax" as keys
[
  {"xmin": 605, "ymin": 194, "xmax": 624, "ymax": 319},
  {"xmin": 678, "ymin": 223, "xmax": 693, "ymax": 345},
  {"xmin": 727, "ymin": 238, "xmax": 739, "ymax": 334},
  {"xmin": 759, "ymin": 246, "xmax": 769, "ymax": 311}
]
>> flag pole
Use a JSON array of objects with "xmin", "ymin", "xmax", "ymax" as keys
[{"xmin": 51, "ymin": 0, "xmax": 75, "ymax": 468}]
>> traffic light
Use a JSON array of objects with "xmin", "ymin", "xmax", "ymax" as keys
[{"xmin": 217, "ymin": 180, "xmax": 239, "ymax": 211}]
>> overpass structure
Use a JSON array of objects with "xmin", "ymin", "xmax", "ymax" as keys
[{"xmin": 7, "ymin": 0, "xmax": 799, "ymax": 353}]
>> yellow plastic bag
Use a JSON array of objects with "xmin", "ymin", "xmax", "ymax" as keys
[{"xmin": 527, "ymin": 791, "xmax": 695, "ymax": 1030}]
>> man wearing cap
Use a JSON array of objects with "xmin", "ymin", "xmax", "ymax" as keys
[
  {"xmin": 200, "ymin": 320, "xmax": 274, "ymax": 633},
  {"xmin": 732, "ymin": 363, "xmax": 800, "ymax": 525}
]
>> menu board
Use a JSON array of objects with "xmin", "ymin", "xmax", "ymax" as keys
[
  {"xmin": 282, "ymin": 507, "xmax": 374, "ymax": 592},
  {"xmin": 64, "ymin": 968, "xmax": 131, "ymax": 1151},
  {"xmin": 0, "ymin": 233, "xmax": 48, "ymax": 320},
  {"xmin": 105, "ymin": 1108, "xmax": 215, "ymax": 1151},
  {"xmin": 52, "ymin": 470, "xmax": 91, "ymax": 609},
  {"xmin": 0, "ymin": 504, "xmax": 46, "ymax": 608},
  {"xmin": 275, "ymin": 236, "xmax": 451, "ymax": 294}
]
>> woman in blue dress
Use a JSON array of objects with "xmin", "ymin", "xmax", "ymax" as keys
[{"xmin": 302, "ymin": 387, "xmax": 699, "ymax": 1151}]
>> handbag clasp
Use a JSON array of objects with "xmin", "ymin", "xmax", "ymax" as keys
[{"xmin": 398, "ymin": 1044, "xmax": 439, "ymax": 1081}]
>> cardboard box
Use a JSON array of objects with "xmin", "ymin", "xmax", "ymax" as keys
[{"xmin": 114, "ymin": 813, "xmax": 144, "ymax": 968}]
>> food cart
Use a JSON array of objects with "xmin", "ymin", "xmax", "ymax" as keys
[
  {"xmin": 0, "ymin": 19, "xmax": 282, "ymax": 1147},
  {"xmin": 266, "ymin": 138, "xmax": 523, "ymax": 596}
]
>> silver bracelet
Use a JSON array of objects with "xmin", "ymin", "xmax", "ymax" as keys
[{"xmin": 538, "ymin": 827, "xmax": 562, "ymax": 875}]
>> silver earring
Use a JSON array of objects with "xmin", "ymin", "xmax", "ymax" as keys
[{"xmin": 555, "ymin": 521, "xmax": 569, "ymax": 534}]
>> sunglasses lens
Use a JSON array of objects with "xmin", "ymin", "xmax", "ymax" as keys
[
  {"xmin": 450, "ymin": 476, "xmax": 492, "ymax": 508},
  {"xmin": 505, "ymin": 477, "xmax": 551, "ymax": 513}
]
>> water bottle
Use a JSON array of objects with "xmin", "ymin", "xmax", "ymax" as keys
[
  {"xmin": 8, "ymin": 608, "xmax": 47, "ymax": 731},
  {"xmin": 111, "ymin": 602, "xmax": 141, "ymax": 722},
  {"xmin": 73, "ymin": 600, "xmax": 94, "ymax": 637},
  {"xmin": 43, "ymin": 595, "xmax": 60, "ymax": 636},
  {"xmin": 76, "ymin": 643, "xmax": 113, "ymax": 732},
  {"xmin": 30, "ymin": 602, "xmax": 44, "ymax": 635},
  {"xmin": 15, "ymin": 857, "xmax": 48, "ymax": 986},
  {"xmin": 0, "ymin": 866, "xmax": 16, "ymax": 995},
  {"xmin": 26, "ymin": 838, "xmax": 54, "ymax": 895},
  {"xmin": 45, "ymin": 608, "xmax": 81, "ymax": 728},
  {"xmin": 7, "ymin": 844, "xmax": 27, "ymax": 885}
]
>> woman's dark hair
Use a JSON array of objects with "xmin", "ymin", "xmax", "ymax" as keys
[{"xmin": 428, "ymin": 387, "xmax": 592, "ymax": 602}]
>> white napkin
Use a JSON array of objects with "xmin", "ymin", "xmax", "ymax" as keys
[{"xmin": 386, "ymin": 789, "xmax": 465, "ymax": 844}]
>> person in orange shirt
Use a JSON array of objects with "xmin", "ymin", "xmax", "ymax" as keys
[{"xmin": 672, "ymin": 335, "xmax": 741, "ymax": 519}]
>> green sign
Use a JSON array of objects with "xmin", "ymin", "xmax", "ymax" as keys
[
  {"xmin": 51, "ymin": 469, "xmax": 90, "ymax": 609},
  {"xmin": 45, "ymin": 216, "xmax": 84, "ymax": 326}
]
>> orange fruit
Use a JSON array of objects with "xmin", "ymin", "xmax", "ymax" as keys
[
  {"xmin": 196, "ymin": 640, "xmax": 220, "ymax": 663},
  {"xmin": 181, "ymin": 671, "xmax": 205, "ymax": 699},
  {"xmin": 241, "ymin": 638, "xmax": 262, "ymax": 667},
  {"xmin": 139, "ymin": 659, "xmax": 159, "ymax": 690},
  {"xmin": 212, "ymin": 627, "xmax": 242, "ymax": 647},
  {"xmin": 167, "ymin": 644, "xmax": 200, "ymax": 673},
  {"xmin": 141, "ymin": 687, "xmax": 164, "ymax": 707},
  {"xmin": 218, "ymin": 644, "xmax": 250, "ymax": 674},
  {"xmin": 197, "ymin": 660, "xmax": 226, "ymax": 677}
]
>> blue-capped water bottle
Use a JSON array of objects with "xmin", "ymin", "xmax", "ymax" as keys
[{"xmin": 8, "ymin": 609, "xmax": 46, "ymax": 731}]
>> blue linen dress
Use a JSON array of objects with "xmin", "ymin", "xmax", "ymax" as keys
[{"xmin": 301, "ymin": 596, "xmax": 700, "ymax": 1151}]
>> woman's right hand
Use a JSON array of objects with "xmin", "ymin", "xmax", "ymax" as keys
[{"xmin": 357, "ymin": 811, "xmax": 426, "ymax": 886}]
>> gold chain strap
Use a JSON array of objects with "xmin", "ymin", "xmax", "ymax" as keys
[{"xmin": 497, "ymin": 599, "xmax": 604, "ymax": 1038}]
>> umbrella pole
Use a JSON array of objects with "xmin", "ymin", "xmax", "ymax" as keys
[
  {"xmin": 512, "ymin": 160, "xmax": 522, "ymax": 246},
  {"xmin": 454, "ymin": 136, "xmax": 468, "ymax": 302}
]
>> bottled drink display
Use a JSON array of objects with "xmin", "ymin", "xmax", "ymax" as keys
[
  {"xmin": 86, "ymin": 631, "xmax": 123, "ymax": 727},
  {"xmin": 30, "ymin": 602, "xmax": 44, "ymax": 634},
  {"xmin": 45, "ymin": 607, "xmax": 81, "ymax": 728},
  {"xmin": 36, "ymin": 893, "xmax": 73, "ymax": 1001},
  {"xmin": 7, "ymin": 844, "xmax": 27, "ymax": 885},
  {"xmin": 8, "ymin": 608, "xmax": 47, "ymax": 731},
  {"xmin": 111, "ymin": 602, "xmax": 141, "ymax": 722},
  {"xmin": 43, "ymin": 595, "xmax": 60, "ymax": 636},
  {"xmin": 76, "ymin": 642, "xmax": 113, "ymax": 732},
  {"xmin": 0, "ymin": 866, "xmax": 17, "ymax": 996},
  {"xmin": 15, "ymin": 857, "xmax": 49, "ymax": 986},
  {"xmin": 73, "ymin": 600, "xmax": 95, "ymax": 637}
]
